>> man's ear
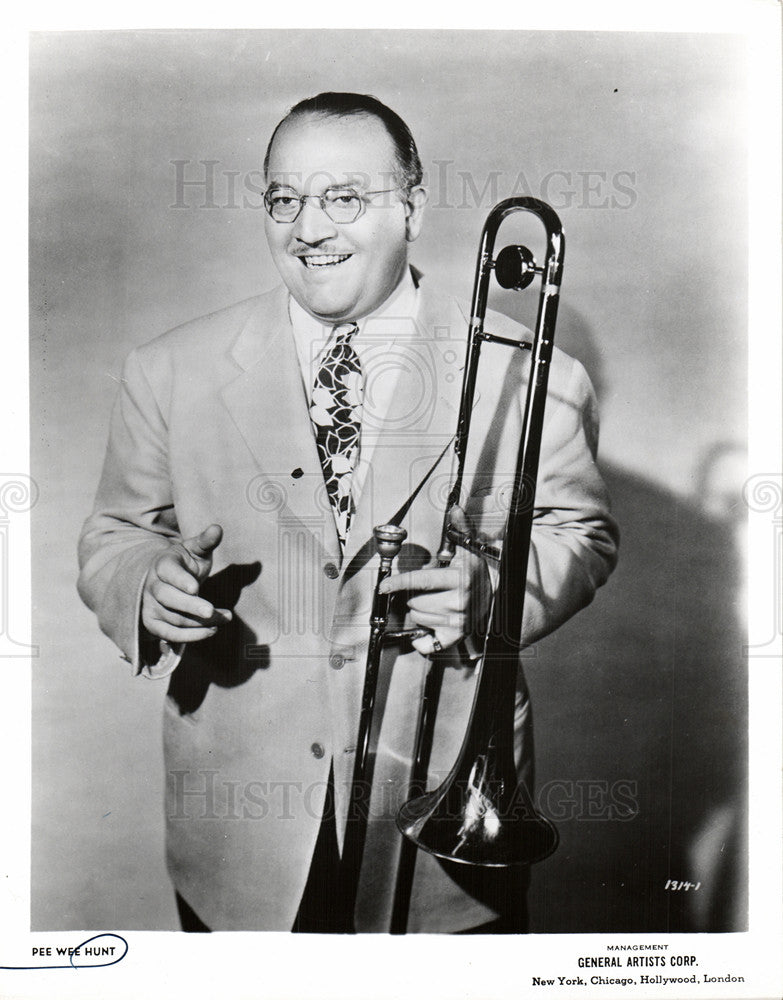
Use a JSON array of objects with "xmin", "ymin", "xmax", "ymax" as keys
[{"xmin": 404, "ymin": 186, "xmax": 428, "ymax": 243}]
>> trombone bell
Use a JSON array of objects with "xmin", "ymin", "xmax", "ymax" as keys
[{"xmin": 396, "ymin": 725, "xmax": 559, "ymax": 866}]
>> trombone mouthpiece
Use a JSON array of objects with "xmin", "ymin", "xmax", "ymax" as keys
[{"xmin": 373, "ymin": 524, "xmax": 407, "ymax": 559}]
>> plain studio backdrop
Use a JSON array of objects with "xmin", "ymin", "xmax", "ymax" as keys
[{"xmin": 30, "ymin": 29, "xmax": 747, "ymax": 932}]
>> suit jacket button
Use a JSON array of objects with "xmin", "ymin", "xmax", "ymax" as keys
[
  {"xmin": 329, "ymin": 653, "xmax": 345, "ymax": 670},
  {"xmin": 310, "ymin": 742, "xmax": 325, "ymax": 759},
  {"xmin": 323, "ymin": 562, "xmax": 339, "ymax": 579}
]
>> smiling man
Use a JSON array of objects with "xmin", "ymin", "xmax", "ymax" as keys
[
  {"xmin": 263, "ymin": 107, "xmax": 426, "ymax": 323},
  {"xmin": 78, "ymin": 92, "xmax": 618, "ymax": 933}
]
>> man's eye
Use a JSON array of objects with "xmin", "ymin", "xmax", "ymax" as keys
[
  {"xmin": 329, "ymin": 193, "xmax": 360, "ymax": 206},
  {"xmin": 272, "ymin": 195, "xmax": 297, "ymax": 207}
]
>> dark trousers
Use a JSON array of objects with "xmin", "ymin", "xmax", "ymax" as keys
[{"xmin": 290, "ymin": 766, "xmax": 347, "ymax": 933}]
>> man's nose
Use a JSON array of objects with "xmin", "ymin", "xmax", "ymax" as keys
[{"xmin": 294, "ymin": 198, "xmax": 339, "ymax": 244}]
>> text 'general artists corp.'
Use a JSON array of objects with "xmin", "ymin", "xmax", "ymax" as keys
[{"xmin": 530, "ymin": 943, "xmax": 745, "ymax": 989}]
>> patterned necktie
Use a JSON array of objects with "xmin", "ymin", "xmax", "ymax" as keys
[{"xmin": 310, "ymin": 322, "xmax": 363, "ymax": 550}]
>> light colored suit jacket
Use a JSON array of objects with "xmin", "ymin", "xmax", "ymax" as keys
[{"xmin": 78, "ymin": 277, "xmax": 618, "ymax": 932}]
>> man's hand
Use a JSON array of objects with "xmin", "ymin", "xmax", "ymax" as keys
[
  {"xmin": 141, "ymin": 523, "xmax": 232, "ymax": 644},
  {"xmin": 378, "ymin": 507, "xmax": 492, "ymax": 656}
]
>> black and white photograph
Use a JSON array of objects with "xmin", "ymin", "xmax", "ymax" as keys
[{"xmin": 3, "ymin": 8, "xmax": 782, "ymax": 1000}]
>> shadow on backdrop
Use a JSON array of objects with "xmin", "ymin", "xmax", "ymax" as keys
[
  {"xmin": 516, "ymin": 297, "xmax": 747, "ymax": 933},
  {"xmin": 525, "ymin": 459, "xmax": 747, "ymax": 933}
]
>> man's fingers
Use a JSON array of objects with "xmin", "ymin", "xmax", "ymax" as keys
[
  {"xmin": 143, "ymin": 593, "xmax": 232, "ymax": 631},
  {"xmin": 374, "ymin": 505, "xmax": 487, "ymax": 657},
  {"xmin": 143, "ymin": 616, "xmax": 220, "ymax": 644},
  {"xmin": 412, "ymin": 634, "xmax": 436, "ymax": 655},
  {"xmin": 155, "ymin": 554, "xmax": 200, "ymax": 593},
  {"xmin": 409, "ymin": 608, "xmax": 461, "ymax": 629},
  {"xmin": 408, "ymin": 591, "xmax": 464, "ymax": 615},
  {"xmin": 183, "ymin": 523, "xmax": 223, "ymax": 560},
  {"xmin": 150, "ymin": 580, "xmax": 214, "ymax": 619},
  {"xmin": 412, "ymin": 627, "xmax": 461, "ymax": 655},
  {"xmin": 151, "ymin": 602, "xmax": 232, "ymax": 630},
  {"xmin": 150, "ymin": 583, "xmax": 231, "ymax": 623},
  {"xmin": 379, "ymin": 567, "xmax": 459, "ymax": 595},
  {"xmin": 448, "ymin": 504, "xmax": 470, "ymax": 533},
  {"xmin": 143, "ymin": 527, "xmax": 229, "ymax": 646}
]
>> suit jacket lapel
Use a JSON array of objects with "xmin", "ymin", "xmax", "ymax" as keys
[
  {"xmin": 219, "ymin": 281, "xmax": 469, "ymax": 570},
  {"xmin": 342, "ymin": 286, "xmax": 467, "ymax": 570},
  {"xmin": 220, "ymin": 286, "xmax": 341, "ymax": 558}
]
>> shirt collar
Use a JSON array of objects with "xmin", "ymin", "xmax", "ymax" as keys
[{"xmin": 288, "ymin": 267, "xmax": 419, "ymax": 351}]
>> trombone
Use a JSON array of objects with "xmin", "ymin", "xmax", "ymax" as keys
[{"xmin": 340, "ymin": 197, "xmax": 564, "ymax": 933}]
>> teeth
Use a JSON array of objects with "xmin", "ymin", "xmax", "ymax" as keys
[{"xmin": 301, "ymin": 254, "xmax": 351, "ymax": 268}]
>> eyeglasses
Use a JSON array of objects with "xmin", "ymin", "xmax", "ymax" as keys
[{"xmin": 263, "ymin": 186, "xmax": 403, "ymax": 224}]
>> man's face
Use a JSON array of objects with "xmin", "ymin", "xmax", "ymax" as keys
[{"xmin": 264, "ymin": 113, "xmax": 425, "ymax": 323}]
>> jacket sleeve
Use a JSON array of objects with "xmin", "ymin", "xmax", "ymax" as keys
[
  {"xmin": 77, "ymin": 347, "xmax": 184, "ymax": 679},
  {"xmin": 519, "ymin": 354, "xmax": 619, "ymax": 646}
]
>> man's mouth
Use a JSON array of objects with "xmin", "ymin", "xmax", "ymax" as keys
[{"xmin": 298, "ymin": 253, "xmax": 352, "ymax": 269}]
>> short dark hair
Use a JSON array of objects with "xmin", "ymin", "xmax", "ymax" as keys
[{"xmin": 263, "ymin": 92, "xmax": 423, "ymax": 191}]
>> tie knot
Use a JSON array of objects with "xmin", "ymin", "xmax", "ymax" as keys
[{"xmin": 333, "ymin": 322, "xmax": 359, "ymax": 345}]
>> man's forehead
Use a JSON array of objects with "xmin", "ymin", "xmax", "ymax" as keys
[{"xmin": 265, "ymin": 113, "xmax": 398, "ymax": 186}]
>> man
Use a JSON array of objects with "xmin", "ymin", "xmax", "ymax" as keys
[{"xmin": 78, "ymin": 92, "xmax": 618, "ymax": 933}]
